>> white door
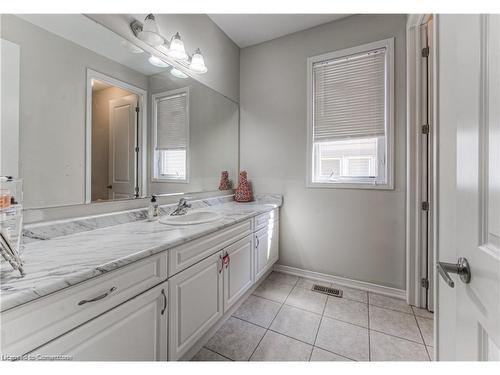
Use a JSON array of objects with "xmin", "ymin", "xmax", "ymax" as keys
[
  {"xmin": 32, "ymin": 282, "xmax": 168, "ymax": 361},
  {"xmin": 108, "ymin": 94, "xmax": 138, "ymax": 200},
  {"xmin": 254, "ymin": 221, "xmax": 279, "ymax": 281},
  {"xmin": 223, "ymin": 235, "xmax": 254, "ymax": 311},
  {"xmin": 437, "ymin": 14, "xmax": 500, "ymax": 361},
  {"xmin": 169, "ymin": 251, "xmax": 223, "ymax": 360}
]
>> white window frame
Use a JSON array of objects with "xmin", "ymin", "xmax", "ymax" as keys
[
  {"xmin": 151, "ymin": 87, "xmax": 190, "ymax": 183},
  {"xmin": 306, "ymin": 38, "xmax": 395, "ymax": 190}
]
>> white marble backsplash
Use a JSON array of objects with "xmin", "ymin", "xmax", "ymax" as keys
[
  {"xmin": 22, "ymin": 195, "xmax": 235, "ymax": 242},
  {"xmin": 0, "ymin": 194, "xmax": 282, "ymax": 312}
]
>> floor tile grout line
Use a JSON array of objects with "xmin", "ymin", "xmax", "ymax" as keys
[
  {"xmin": 412, "ymin": 308, "xmax": 432, "ymax": 361},
  {"xmin": 231, "ymin": 314, "xmax": 318, "ymax": 349},
  {"xmin": 247, "ymin": 274, "xmax": 298, "ymax": 361},
  {"xmin": 312, "ymin": 344, "xmax": 357, "ymax": 362},
  {"xmin": 308, "ymin": 293, "xmax": 328, "ymax": 361},
  {"xmin": 370, "ymin": 327, "xmax": 427, "ymax": 346},
  {"xmin": 321, "ymin": 314, "xmax": 369, "ymax": 330},
  {"xmin": 319, "ymin": 306, "xmax": 425, "ymax": 345},
  {"xmin": 200, "ymin": 346, "xmax": 235, "ymax": 361},
  {"xmin": 367, "ymin": 293, "xmax": 371, "ymax": 361}
]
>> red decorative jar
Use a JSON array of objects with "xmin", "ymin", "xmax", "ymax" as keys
[
  {"xmin": 218, "ymin": 171, "xmax": 231, "ymax": 190},
  {"xmin": 234, "ymin": 171, "xmax": 253, "ymax": 202}
]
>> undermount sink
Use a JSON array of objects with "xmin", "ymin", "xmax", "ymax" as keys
[{"xmin": 159, "ymin": 211, "xmax": 222, "ymax": 226}]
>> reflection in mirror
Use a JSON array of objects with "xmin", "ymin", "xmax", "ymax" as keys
[
  {"xmin": 0, "ymin": 14, "xmax": 239, "ymax": 209},
  {"xmin": 149, "ymin": 71, "xmax": 238, "ymax": 195},
  {"xmin": 90, "ymin": 76, "xmax": 142, "ymax": 202}
]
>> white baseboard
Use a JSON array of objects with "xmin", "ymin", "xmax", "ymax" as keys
[{"xmin": 273, "ymin": 264, "xmax": 406, "ymax": 300}]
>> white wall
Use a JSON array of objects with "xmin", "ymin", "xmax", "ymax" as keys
[
  {"xmin": 240, "ymin": 14, "xmax": 407, "ymax": 289},
  {"xmin": 88, "ymin": 14, "xmax": 240, "ymax": 103}
]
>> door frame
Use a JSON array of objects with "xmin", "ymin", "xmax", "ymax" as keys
[
  {"xmin": 406, "ymin": 14, "xmax": 438, "ymax": 310},
  {"xmin": 85, "ymin": 68, "xmax": 147, "ymax": 203}
]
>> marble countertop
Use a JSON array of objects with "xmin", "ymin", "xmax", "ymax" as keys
[{"xmin": 0, "ymin": 196, "xmax": 282, "ymax": 312}]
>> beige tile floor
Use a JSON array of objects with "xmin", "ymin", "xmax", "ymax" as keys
[{"xmin": 191, "ymin": 271, "xmax": 434, "ymax": 361}]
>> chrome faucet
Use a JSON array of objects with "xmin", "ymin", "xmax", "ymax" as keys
[{"xmin": 170, "ymin": 198, "xmax": 191, "ymax": 216}]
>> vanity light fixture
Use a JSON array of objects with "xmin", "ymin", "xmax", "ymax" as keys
[
  {"xmin": 189, "ymin": 48, "xmax": 208, "ymax": 73},
  {"xmin": 130, "ymin": 15, "xmax": 207, "ymax": 74},
  {"xmin": 170, "ymin": 68, "xmax": 188, "ymax": 79},
  {"xmin": 120, "ymin": 40, "xmax": 144, "ymax": 54},
  {"xmin": 148, "ymin": 55, "xmax": 170, "ymax": 68},
  {"xmin": 137, "ymin": 14, "xmax": 164, "ymax": 47},
  {"xmin": 167, "ymin": 32, "xmax": 188, "ymax": 61}
]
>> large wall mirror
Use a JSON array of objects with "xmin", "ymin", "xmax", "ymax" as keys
[{"xmin": 0, "ymin": 14, "xmax": 239, "ymax": 209}]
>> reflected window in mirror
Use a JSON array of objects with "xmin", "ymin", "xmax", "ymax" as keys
[{"xmin": 152, "ymin": 88, "xmax": 189, "ymax": 183}]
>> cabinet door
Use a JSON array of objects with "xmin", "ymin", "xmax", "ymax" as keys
[
  {"xmin": 32, "ymin": 282, "xmax": 168, "ymax": 361},
  {"xmin": 223, "ymin": 235, "xmax": 254, "ymax": 312},
  {"xmin": 169, "ymin": 251, "xmax": 223, "ymax": 360},
  {"xmin": 255, "ymin": 220, "xmax": 279, "ymax": 281}
]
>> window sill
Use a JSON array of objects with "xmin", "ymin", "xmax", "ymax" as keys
[
  {"xmin": 307, "ymin": 181, "xmax": 394, "ymax": 190},
  {"xmin": 151, "ymin": 178, "xmax": 189, "ymax": 184}
]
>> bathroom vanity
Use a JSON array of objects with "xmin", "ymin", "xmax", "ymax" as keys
[
  {"xmin": 0, "ymin": 197, "xmax": 280, "ymax": 361},
  {"xmin": 0, "ymin": 14, "xmax": 278, "ymax": 361}
]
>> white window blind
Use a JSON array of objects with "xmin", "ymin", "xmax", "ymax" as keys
[
  {"xmin": 156, "ymin": 93, "xmax": 187, "ymax": 150},
  {"xmin": 313, "ymin": 48, "xmax": 386, "ymax": 142}
]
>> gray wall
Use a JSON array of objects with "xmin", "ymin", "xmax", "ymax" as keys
[
  {"xmin": 1, "ymin": 15, "xmax": 149, "ymax": 208},
  {"xmin": 239, "ymin": 15, "xmax": 407, "ymax": 289},
  {"xmin": 88, "ymin": 14, "xmax": 240, "ymax": 103}
]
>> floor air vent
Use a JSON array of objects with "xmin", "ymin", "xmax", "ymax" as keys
[{"xmin": 312, "ymin": 284, "xmax": 343, "ymax": 298}]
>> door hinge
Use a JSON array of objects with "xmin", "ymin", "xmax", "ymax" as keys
[
  {"xmin": 422, "ymin": 124, "xmax": 430, "ymax": 134},
  {"xmin": 135, "ymin": 106, "xmax": 140, "ymax": 113},
  {"xmin": 421, "ymin": 46, "xmax": 430, "ymax": 58},
  {"xmin": 421, "ymin": 201, "xmax": 429, "ymax": 211},
  {"xmin": 421, "ymin": 278, "xmax": 429, "ymax": 289},
  {"xmin": 135, "ymin": 146, "xmax": 140, "ymax": 152}
]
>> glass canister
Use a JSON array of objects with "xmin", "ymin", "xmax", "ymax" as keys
[{"xmin": 0, "ymin": 176, "xmax": 23, "ymax": 258}]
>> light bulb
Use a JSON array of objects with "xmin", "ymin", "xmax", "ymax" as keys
[
  {"xmin": 170, "ymin": 68, "xmax": 188, "ymax": 79},
  {"xmin": 167, "ymin": 32, "xmax": 188, "ymax": 61},
  {"xmin": 148, "ymin": 55, "xmax": 169, "ymax": 68},
  {"xmin": 189, "ymin": 48, "xmax": 208, "ymax": 73},
  {"xmin": 138, "ymin": 14, "xmax": 164, "ymax": 47}
]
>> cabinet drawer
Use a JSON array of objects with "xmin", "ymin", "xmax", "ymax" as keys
[
  {"xmin": 30, "ymin": 282, "xmax": 168, "ymax": 361},
  {"xmin": 254, "ymin": 209, "xmax": 279, "ymax": 231},
  {"xmin": 1, "ymin": 252, "xmax": 167, "ymax": 356},
  {"xmin": 168, "ymin": 219, "xmax": 252, "ymax": 276}
]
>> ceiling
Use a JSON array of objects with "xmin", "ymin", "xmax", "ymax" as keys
[{"xmin": 208, "ymin": 14, "xmax": 352, "ymax": 48}]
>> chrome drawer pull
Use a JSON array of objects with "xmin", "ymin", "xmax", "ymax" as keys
[
  {"xmin": 78, "ymin": 286, "xmax": 117, "ymax": 305},
  {"xmin": 161, "ymin": 289, "xmax": 167, "ymax": 315},
  {"xmin": 255, "ymin": 235, "xmax": 260, "ymax": 249}
]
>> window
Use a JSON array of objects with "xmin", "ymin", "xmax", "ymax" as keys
[
  {"xmin": 307, "ymin": 38, "xmax": 394, "ymax": 189},
  {"xmin": 152, "ymin": 88, "xmax": 189, "ymax": 182}
]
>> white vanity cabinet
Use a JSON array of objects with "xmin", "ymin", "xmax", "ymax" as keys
[
  {"xmin": 254, "ymin": 211, "xmax": 279, "ymax": 281},
  {"xmin": 1, "ymin": 207, "xmax": 280, "ymax": 362},
  {"xmin": 223, "ymin": 234, "xmax": 254, "ymax": 311},
  {"xmin": 168, "ymin": 211, "xmax": 278, "ymax": 361},
  {"xmin": 1, "ymin": 252, "xmax": 167, "ymax": 357},
  {"xmin": 32, "ymin": 282, "xmax": 168, "ymax": 361},
  {"xmin": 168, "ymin": 250, "xmax": 224, "ymax": 360}
]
